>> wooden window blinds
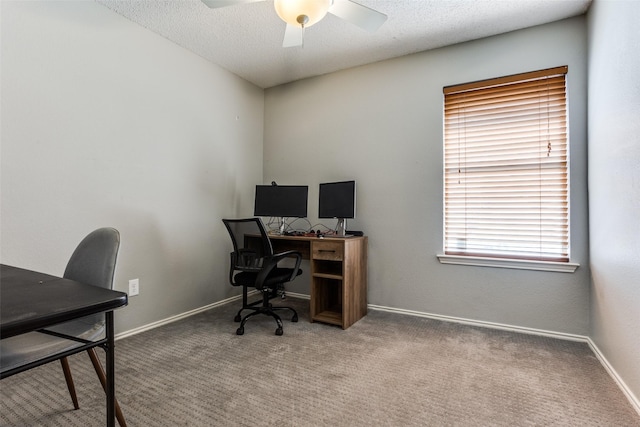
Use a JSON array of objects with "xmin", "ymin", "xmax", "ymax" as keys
[{"xmin": 443, "ymin": 66, "xmax": 569, "ymax": 262}]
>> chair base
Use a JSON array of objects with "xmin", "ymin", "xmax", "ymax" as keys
[{"xmin": 234, "ymin": 288, "xmax": 298, "ymax": 336}]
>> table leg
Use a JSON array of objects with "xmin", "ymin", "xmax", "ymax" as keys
[{"xmin": 106, "ymin": 311, "xmax": 115, "ymax": 427}]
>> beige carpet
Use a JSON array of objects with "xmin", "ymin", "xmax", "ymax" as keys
[{"xmin": 1, "ymin": 297, "xmax": 639, "ymax": 426}]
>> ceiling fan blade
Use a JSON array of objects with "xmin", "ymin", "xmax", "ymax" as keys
[
  {"xmin": 282, "ymin": 24, "xmax": 303, "ymax": 48},
  {"xmin": 329, "ymin": 0, "xmax": 387, "ymax": 32},
  {"xmin": 201, "ymin": 0, "xmax": 264, "ymax": 9}
]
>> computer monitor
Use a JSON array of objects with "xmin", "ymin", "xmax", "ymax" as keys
[
  {"xmin": 318, "ymin": 180, "xmax": 356, "ymax": 236},
  {"xmin": 254, "ymin": 184, "xmax": 308, "ymax": 234}
]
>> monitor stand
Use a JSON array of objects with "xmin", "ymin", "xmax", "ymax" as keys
[
  {"xmin": 278, "ymin": 217, "xmax": 287, "ymax": 235},
  {"xmin": 336, "ymin": 218, "xmax": 347, "ymax": 237}
]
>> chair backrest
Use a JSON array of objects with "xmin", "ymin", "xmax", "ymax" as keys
[
  {"xmin": 63, "ymin": 227, "xmax": 120, "ymax": 291},
  {"xmin": 222, "ymin": 218, "xmax": 273, "ymax": 270}
]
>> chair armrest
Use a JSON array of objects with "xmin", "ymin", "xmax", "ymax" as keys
[
  {"xmin": 255, "ymin": 250, "xmax": 303, "ymax": 288},
  {"xmin": 273, "ymin": 250, "xmax": 303, "ymax": 282}
]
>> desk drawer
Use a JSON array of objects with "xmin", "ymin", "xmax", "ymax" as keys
[{"xmin": 312, "ymin": 241, "xmax": 344, "ymax": 261}]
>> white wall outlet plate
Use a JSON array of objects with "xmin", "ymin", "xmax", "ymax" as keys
[{"xmin": 129, "ymin": 278, "xmax": 140, "ymax": 296}]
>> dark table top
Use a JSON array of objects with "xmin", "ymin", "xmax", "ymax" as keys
[{"xmin": 1, "ymin": 264, "xmax": 128, "ymax": 339}]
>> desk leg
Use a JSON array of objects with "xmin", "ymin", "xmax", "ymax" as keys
[{"xmin": 106, "ymin": 311, "xmax": 115, "ymax": 427}]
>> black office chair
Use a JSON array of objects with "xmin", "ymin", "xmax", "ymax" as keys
[
  {"xmin": 222, "ymin": 218, "xmax": 302, "ymax": 336},
  {"xmin": 0, "ymin": 228, "xmax": 127, "ymax": 427}
]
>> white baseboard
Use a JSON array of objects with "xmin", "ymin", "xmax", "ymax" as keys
[
  {"xmin": 284, "ymin": 291, "xmax": 309, "ymax": 300},
  {"xmin": 115, "ymin": 291, "xmax": 307, "ymax": 341},
  {"xmin": 368, "ymin": 304, "xmax": 589, "ymax": 341},
  {"xmin": 115, "ymin": 296, "xmax": 639, "ymax": 415},
  {"xmin": 368, "ymin": 303, "xmax": 640, "ymax": 416},
  {"xmin": 115, "ymin": 293, "xmax": 246, "ymax": 340},
  {"xmin": 586, "ymin": 338, "xmax": 640, "ymax": 416}
]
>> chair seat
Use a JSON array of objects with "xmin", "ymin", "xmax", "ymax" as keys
[
  {"xmin": 0, "ymin": 316, "xmax": 105, "ymax": 373},
  {"xmin": 1, "ymin": 333, "xmax": 83, "ymax": 373},
  {"xmin": 233, "ymin": 267, "xmax": 302, "ymax": 289}
]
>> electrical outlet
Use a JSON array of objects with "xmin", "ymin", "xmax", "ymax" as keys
[{"xmin": 129, "ymin": 278, "xmax": 139, "ymax": 296}]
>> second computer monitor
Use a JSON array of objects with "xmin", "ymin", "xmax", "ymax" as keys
[{"xmin": 318, "ymin": 180, "xmax": 356, "ymax": 236}]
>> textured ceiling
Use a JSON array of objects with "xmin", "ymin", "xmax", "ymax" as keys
[{"xmin": 96, "ymin": 0, "xmax": 591, "ymax": 88}]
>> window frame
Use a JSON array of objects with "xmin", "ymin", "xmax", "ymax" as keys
[{"xmin": 437, "ymin": 66, "xmax": 578, "ymax": 273}]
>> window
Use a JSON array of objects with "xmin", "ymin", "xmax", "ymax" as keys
[{"xmin": 442, "ymin": 66, "xmax": 573, "ymax": 268}]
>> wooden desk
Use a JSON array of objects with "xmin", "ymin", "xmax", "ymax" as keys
[
  {"xmin": 0, "ymin": 264, "xmax": 128, "ymax": 427},
  {"xmin": 268, "ymin": 234, "xmax": 368, "ymax": 329}
]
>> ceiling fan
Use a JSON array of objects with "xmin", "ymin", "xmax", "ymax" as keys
[{"xmin": 201, "ymin": 0, "xmax": 387, "ymax": 47}]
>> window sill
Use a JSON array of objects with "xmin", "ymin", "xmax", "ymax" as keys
[{"xmin": 436, "ymin": 254, "xmax": 579, "ymax": 273}]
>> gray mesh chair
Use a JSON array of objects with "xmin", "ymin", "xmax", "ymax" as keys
[
  {"xmin": 0, "ymin": 228, "xmax": 126, "ymax": 426},
  {"xmin": 222, "ymin": 218, "xmax": 302, "ymax": 335}
]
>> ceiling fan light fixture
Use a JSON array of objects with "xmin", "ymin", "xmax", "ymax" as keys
[{"xmin": 274, "ymin": 0, "xmax": 331, "ymax": 28}]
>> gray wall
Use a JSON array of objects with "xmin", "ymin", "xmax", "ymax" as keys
[
  {"xmin": 587, "ymin": 0, "xmax": 640, "ymax": 405},
  {"xmin": 2, "ymin": 0, "xmax": 638, "ymax": 410},
  {"xmin": 264, "ymin": 17, "xmax": 590, "ymax": 335},
  {"xmin": 0, "ymin": 1, "xmax": 264, "ymax": 333}
]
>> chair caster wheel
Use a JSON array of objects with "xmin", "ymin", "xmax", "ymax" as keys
[
  {"xmin": 236, "ymin": 327, "xmax": 244, "ymax": 335},
  {"xmin": 234, "ymin": 314, "xmax": 241, "ymax": 322},
  {"xmin": 292, "ymin": 314, "xmax": 298, "ymax": 322},
  {"xmin": 275, "ymin": 327, "xmax": 283, "ymax": 336}
]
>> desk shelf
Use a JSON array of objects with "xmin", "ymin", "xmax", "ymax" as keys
[
  {"xmin": 313, "ymin": 310, "xmax": 343, "ymax": 326},
  {"xmin": 313, "ymin": 259, "xmax": 343, "ymax": 277},
  {"xmin": 313, "ymin": 272, "xmax": 342, "ymax": 280}
]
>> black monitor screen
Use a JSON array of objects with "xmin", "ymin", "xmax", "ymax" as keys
[
  {"xmin": 318, "ymin": 180, "xmax": 356, "ymax": 219},
  {"xmin": 254, "ymin": 185, "xmax": 308, "ymax": 218}
]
